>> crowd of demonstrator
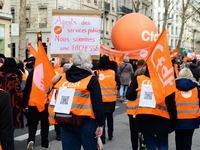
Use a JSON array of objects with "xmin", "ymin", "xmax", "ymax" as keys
[{"xmin": 1, "ymin": 52, "xmax": 200, "ymax": 150}]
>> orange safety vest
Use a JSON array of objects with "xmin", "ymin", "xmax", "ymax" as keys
[
  {"xmin": 126, "ymin": 80, "xmax": 137, "ymax": 116},
  {"xmin": 134, "ymin": 75, "xmax": 170, "ymax": 119},
  {"xmin": 97, "ymin": 69, "xmax": 117, "ymax": 102},
  {"xmin": 175, "ymin": 87, "xmax": 200, "ymax": 119},
  {"xmin": 48, "ymin": 89, "xmax": 58, "ymax": 124},
  {"xmin": 48, "ymin": 74, "xmax": 95, "ymax": 124},
  {"xmin": 126, "ymin": 100, "xmax": 137, "ymax": 115}
]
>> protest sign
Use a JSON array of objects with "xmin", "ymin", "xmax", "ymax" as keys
[{"xmin": 51, "ymin": 10, "xmax": 102, "ymax": 59}]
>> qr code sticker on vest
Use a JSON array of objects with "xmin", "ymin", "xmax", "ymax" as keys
[
  {"xmin": 60, "ymin": 96, "xmax": 69, "ymax": 105},
  {"xmin": 144, "ymin": 92, "xmax": 153, "ymax": 100}
]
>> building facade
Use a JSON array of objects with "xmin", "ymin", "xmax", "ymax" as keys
[
  {"xmin": 144, "ymin": 0, "xmax": 200, "ymax": 54},
  {"xmin": 10, "ymin": 0, "xmax": 123, "ymax": 58},
  {"xmin": 9, "ymin": 0, "xmax": 200, "ymax": 58},
  {"xmin": 0, "ymin": 0, "xmax": 12, "ymax": 56}
]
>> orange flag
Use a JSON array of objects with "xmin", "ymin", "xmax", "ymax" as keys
[
  {"xmin": 183, "ymin": 51, "xmax": 196, "ymax": 61},
  {"xmin": 53, "ymin": 57, "xmax": 61, "ymax": 69},
  {"xmin": 170, "ymin": 47, "xmax": 179, "ymax": 58},
  {"xmin": 29, "ymin": 41, "xmax": 56, "ymax": 112},
  {"xmin": 28, "ymin": 43, "xmax": 37, "ymax": 57},
  {"xmin": 147, "ymin": 28, "xmax": 176, "ymax": 103}
]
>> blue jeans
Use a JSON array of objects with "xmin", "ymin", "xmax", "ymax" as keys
[
  {"xmin": 143, "ymin": 133, "xmax": 168, "ymax": 150},
  {"xmin": 101, "ymin": 112, "xmax": 114, "ymax": 141},
  {"xmin": 60, "ymin": 118, "xmax": 98, "ymax": 150},
  {"xmin": 119, "ymin": 84, "xmax": 128, "ymax": 98}
]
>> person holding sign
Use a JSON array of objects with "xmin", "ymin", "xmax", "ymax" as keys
[
  {"xmin": 54, "ymin": 51, "xmax": 104, "ymax": 150},
  {"xmin": 126, "ymin": 67, "xmax": 177, "ymax": 150}
]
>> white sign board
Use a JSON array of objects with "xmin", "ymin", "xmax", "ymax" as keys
[
  {"xmin": 50, "ymin": 16, "xmax": 101, "ymax": 57},
  {"xmin": 11, "ymin": 23, "xmax": 19, "ymax": 36}
]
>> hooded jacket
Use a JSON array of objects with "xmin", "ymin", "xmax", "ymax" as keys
[
  {"xmin": 66, "ymin": 65, "xmax": 104, "ymax": 126},
  {"xmin": 175, "ymin": 77, "xmax": 200, "ymax": 129}
]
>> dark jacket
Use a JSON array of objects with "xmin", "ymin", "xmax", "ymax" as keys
[
  {"xmin": 23, "ymin": 70, "xmax": 48, "ymax": 122},
  {"xmin": 175, "ymin": 77, "xmax": 200, "ymax": 129},
  {"xmin": 118, "ymin": 62, "xmax": 134, "ymax": 85},
  {"xmin": 189, "ymin": 63, "xmax": 200, "ymax": 81},
  {"xmin": 0, "ymin": 71, "xmax": 24, "ymax": 129},
  {"xmin": 126, "ymin": 69, "xmax": 177, "ymax": 134},
  {"xmin": 0, "ymin": 90, "xmax": 14, "ymax": 150},
  {"xmin": 66, "ymin": 65, "xmax": 104, "ymax": 126}
]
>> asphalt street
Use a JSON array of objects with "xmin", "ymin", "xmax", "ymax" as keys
[{"xmin": 14, "ymin": 100, "xmax": 200, "ymax": 150}]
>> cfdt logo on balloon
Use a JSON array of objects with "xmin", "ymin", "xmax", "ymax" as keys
[{"xmin": 111, "ymin": 13, "xmax": 158, "ymax": 53}]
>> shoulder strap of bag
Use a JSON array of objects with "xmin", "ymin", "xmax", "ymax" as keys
[{"xmin": 120, "ymin": 64, "xmax": 128, "ymax": 74}]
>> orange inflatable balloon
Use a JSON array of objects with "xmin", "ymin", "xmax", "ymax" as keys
[{"xmin": 111, "ymin": 13, "xmax": 158, "ymax": 51}]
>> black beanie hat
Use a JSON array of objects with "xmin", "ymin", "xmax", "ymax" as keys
[
  {"xmin": 100, "ymin": 55, "xmax": 110, "ymax": 64},
  {"xmin": 0, "ymin": 53, "xmax": 5, "ymax": 59},
  {"xmin": 4, "ymin": 58, "xmax": 17, "ymax": 68}
]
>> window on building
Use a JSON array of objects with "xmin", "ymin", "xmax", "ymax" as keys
[
  {"xmin": 158, "ymin": 24, "xmax": 160, "ymax": 33},
  {"xmin": 163, "ymin": 13, "xmax": 165, "ymax": 20},
  {"xmin": 175, "ymin": 39, "xmax": 178, "ymax": 46},
  {"xmin": 158, "ymin": 12, "xmax": 160, "ymax": 21},
  {"xmin": 171, "ymin": 39, "xmax": 173, "ymax": 47},
  {"xmin": 167, "ymin": 25, "xmax": 169, "ymax": 31},
  {"xmin": 106, "ymin": 18, "xmax": 109, "ymax": 35},
  {"xmin": 112, "ymin": 0, "xmax": 115, "ymax": 11},
  {"xmin": 94, "ymin": 0, "xmax": 97, "ymax": 5},
  {"xmin": 112, "ymin": 19, "xmax": 114, "ymax": 27},
  {"xmin": 38, "ymin": 6, "xmax": 47, "ymax": 28},
  {"xmin": 26, "ymin": 8, "xmax": 31, "ymax": 28},
  {"xmin": 171, "ymin": 14, "xmax": 174, "ymax": 20},
  {"xmin": 176, "ymin": 15, "xmax": 178, "ymax": 22},
  {"xmin": 176, "ymin": 27, "xmax": 178, "ymax": 34},
  {"xmin": 124, "ymin": 0, "xmax": 126, "ymax": 6},
  {"xmin": 11, "ymin": 7, "xmax": 15, "ymax": 23},
  {"xmin": 167, "ymin": 25, "xmax": 169, "ymax": 32},
  {"xmin": 176, "ymin": 2, "xmax": 178, "ymax": 9},
  {"xmin": 171, "ymin": 26, "xmax": 174, "ymax": 34},
  {"xmin": 158, "ymin": 0, "xmax": 161, "ymax": 7}
]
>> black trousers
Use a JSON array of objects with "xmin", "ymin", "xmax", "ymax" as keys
[
  {"xmin": 175, "ymin": 129, "xmax": 195, "ymax": 150},
  {"xmin": 101, "ymin": 112, "xmax": 114, "ymax": 141},
  {"xmin": 128, "ymin": 115, "xmax": 138, "ymax": 150},
  {"xmin": 54, "ymin": 124, "xmax": 61, "ymax": 136},
  {"xmin": 27, "ymin": 119, "xmax": 49, "ymax": 147}
]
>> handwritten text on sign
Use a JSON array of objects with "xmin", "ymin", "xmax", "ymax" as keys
[{"xmin": 50, "ymin": 16, "xmax": 101, "ymax": 55}]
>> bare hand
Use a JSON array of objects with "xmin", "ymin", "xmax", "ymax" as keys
[{"xmin": 95, "ymin": 126, "xmax": 103, "ymax": 138}]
